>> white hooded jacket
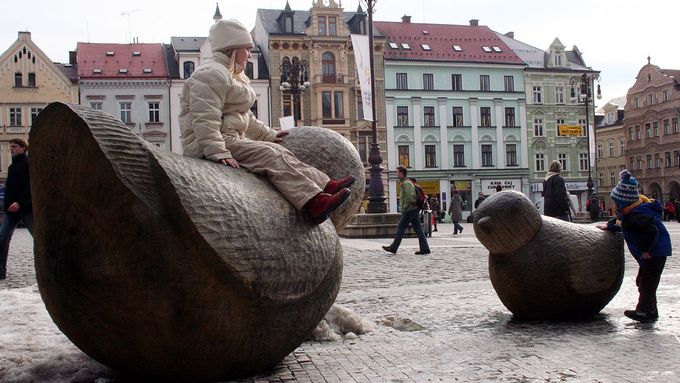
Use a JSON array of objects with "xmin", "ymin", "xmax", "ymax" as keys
[{"xmin": 179, "ymin": 51, "xmax": 277, "ymax": 161}]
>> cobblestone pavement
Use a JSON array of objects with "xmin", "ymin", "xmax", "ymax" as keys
[{"xmin": 2, "ymin": 223, "xmax": 680, "ymax": 382}]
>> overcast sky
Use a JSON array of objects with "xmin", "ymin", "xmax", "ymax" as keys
[{"xmin": 2, "ymin": 0, "xmax": 678, "ymax": 107}]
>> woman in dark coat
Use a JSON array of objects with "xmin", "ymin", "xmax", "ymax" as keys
[{"xmin": 542, "ymin": 160, "xmax": 571, "ymax": 221}]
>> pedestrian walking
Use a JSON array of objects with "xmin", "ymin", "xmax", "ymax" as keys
[
  {"xmin": 179, "ymin": 19, "xmax": 354, "ymax": 225},
  {"xmin": 664, "ymin": 199, "xmax": 675, "ymax": 221},
  {"xmin": 474, "ymin": 192, "xmax": 487, "ymax": 209},
  {"xmin": 587, "ymin": 194, "xmax": 601, "ymax": 222},
  {"xmin": 0, "ymin": 138, "xmax": 34, "ymax": 280},
  {"xmin": 429, "ymin": 194, "xmax": 440, "ymax": 232},
  {"xmin": 542, "ymin": 160, "xmax": 571, "ymax": 221},
  {"xmin": 448, "ymin": 189, "xmax": 464, "ymax": 235},
  {"xmin": 597, "ymin": 170, "xmax": 672, "ymax": 322},
  {"xmin": 382, "ymin": 166, "xmax": 430, "ymax": 255}
]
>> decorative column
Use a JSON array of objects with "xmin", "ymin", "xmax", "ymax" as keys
[
  {"xmin": 470, "ymin": 98, "xmax": 480, "ymax": 169},
  {"xmin": 412, "ymin": 97, "xmax": 423, "ymax": 170},
  {"xmin": 494, "ymin": 98, "xmax": 504, "ymax": 169},
  {"xmin": 438, "ymin": 97, "xmax": 449, "ymax": 168}
]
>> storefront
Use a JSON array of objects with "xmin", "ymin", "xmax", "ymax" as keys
[{"xmin": 530, "ymin": 180, "xmax": 590, "ymax": 214}]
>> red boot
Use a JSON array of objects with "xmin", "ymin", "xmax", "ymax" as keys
[
  {"xmin": 323, "ymin": 175, "xmax": 356, "ymax": 195},
  {"xmin": 305, "ymin": 188, "xmax": 352, "ymax": 225}
]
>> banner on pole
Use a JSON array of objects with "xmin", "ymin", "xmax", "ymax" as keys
[
  {"xmin": 350, "ymin": 34, "xmax": 374, "ymax": 122},
  {"xmin": 589, "ymin": 124, "xmax": 595, "ymax": 167},
  {"xmin": 558, "ymin": 124, "xmax": 584, "ymax": 136}
]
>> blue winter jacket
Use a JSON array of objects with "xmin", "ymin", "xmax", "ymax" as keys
[{"xmin": 607, "ymin": 200, "xmax": 672, "ymax": 264}]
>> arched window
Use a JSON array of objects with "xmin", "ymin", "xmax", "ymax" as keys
[
  {"xmin": 183, "ymin": 61, "xmax": 195, "ymax": 79},
  {"xmin": 322, "ymin": 52, "xmax": 335, "ymax": 83}
]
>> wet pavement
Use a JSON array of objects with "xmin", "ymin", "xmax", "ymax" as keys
[{"xmin": 2, "ymin": 222, "xmax": 680, "ymax": 382}]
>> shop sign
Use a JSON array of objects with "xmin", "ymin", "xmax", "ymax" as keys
[{"xmin": 481, "ymin": 179, "xmax": 521, "ymax": 192}]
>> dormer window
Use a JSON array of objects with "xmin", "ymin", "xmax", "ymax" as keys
[
  {"xmin": 421, "ymin": 44, "xmax": 431, "ymax": 51},
  {"xmin": 318, "ymin": 15, "xmax": 337, "ymax": 36},
  {"xmin": 93, "ymin": 68, "xmax": 102, "ymax": 74},
  {"xmin": 482, "ymin": 46, "xmax": 492, "ymax": 52},
  {"xmin": 143, "ymin": 68, "xmax": 152, "ymax": 73},
  {"xmin": 554, "ymin": 52, "xmax": 562, "ymax": 66},
  {"xmin": 492, "ymin": 46, "xmax": 502, "ymax": 52},
  {"xmin": 106, "ymin": 51, "xmax": 115, "ymax": 56},
  {"xmin": 132, "ymin": 51, "xmax": 141, "ymax": 56},
  {"xmin": 452, "ymin": 45, "xmax": 463, "ymax": 52},
  {"xmin": 401, "ymin": 43, "xmax": 411, "ymax": 50},
  {"xmin": 388, "ymin": 42, "xmax": 399, "ymax": 49},
  {"xmin": 119, "ymin": 69, "xmax": 128, "ymax": 74}
]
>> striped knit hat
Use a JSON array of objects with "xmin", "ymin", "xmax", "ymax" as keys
[{"xmin": 610, "ymin": 169, "xmax": 639, "ymax": 208}]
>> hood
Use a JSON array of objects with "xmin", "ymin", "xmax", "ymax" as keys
[{"xmin": 631, "ymin": 201, "xmax": 664, "ymax": 217}]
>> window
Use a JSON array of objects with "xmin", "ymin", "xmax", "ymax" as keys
[
  {"xmin": 328, "ymin": 16, "xmax": 337, "ymax": 36},
  {"xmin": 635, "ymin": 125, "xmax": 641, "ymax": 140},
  {"xmin": 396, "ymin": 106, "xmax": 409, "ymax": 126},
  {"xmin": 30, "ymin": 107, "xmax": 43, "ymax": 126},
  {"xmin": 355, "ymin": 91, "xmax": 364, "ymax": 120},
  {"xmin": 504, "ymin": 107, "xmax": 515, "ymax": 127},
  {"xmin": 630, "ymin": 156, "xmax": 636, "ymax": 170},
  {"xmin": 28, "ymin": 73, "xmax": 36, "ymax": 87},
  {"xmin": 653, "ymin": 121, "xmax": 659, "ymax": 137},
  {"xmin": 663, "ymin": 89, "xmax": 670, "ymax": 102},
  {"xmin": 421, "ymin": 44, "xmax": 431, "ymax": 51},
  {"xmin": 555, "ymin": 86, "xmax": 565, "ymax": 104},
  {"xmin": 628, "ymin": 127, "xmax": 634, "ymax": 140},
  {"xmin": 90, "ymin": 102, "xmax": 102, "ymax": 110},
  {"xmin": 597, "ymin": 143, "xmax": 603, "ymax": 158},
  {"xmin": 358, "ymin": 132, "xmax": 371, "ymax": 163},
  {"xmin": 423, "ymin": 106, "xmax": 435, "ymax": 126},
  {"xmin": 535, "ymin": 153, "xmax": 545, "ymax": 172},
  {"xmin": 452, "ymin": 74, "xmax": 462, "ymax": 91},
  {"xmin": 425, "ymin": 145, "xmax": 437, "ymax": 168},
  {"xmin": 14, "ymin": 73, "xmax": 22, "ymax": 87},
  {"xmin": 663, "ymin": 119, "xmax": 670, "ymax": 135},
  {"xmin": 184, "ymin": 61, "xmax": 196, "ymax": 78},
  {"xmin": 579, "ymin": 152, "xmax": 588, "ymax": 171},
  {"xmin": 423, "ymin": 73, "xmax": 434, "ymax": 90},
  {"xmin": 120, "ymin": 102, "xmax": 132, "ymax": 123},
  {"xmin": 318, "ymin": 16, "xmax": 327, "ymax": 35},
  {"xmin": 322, "ymin": 91, "xmax": 344, "ymax": 120},
  {"xmin": 148, "ymin": 102, "xmax": 160, "ymax": 123},
  {"xmin": 388, "ymin": 42, "xmax": 399, "ymax": 49},
  {"xmin": 656, "ymin": 155, "xmax": 663, "ymax": 168},
  {"xmin": 609, "ymin": 141, "xmax": 615, "ymax": 157},
  {"xmin": 673, "ymin": 118, "xmax": 679, "ymax": 134},
  {"xmin": 322, "ymin": 52, "xmax": 336, "ymax": 83},
  {"xmin": 282, "ymin": 93, "xmax": 302, "ymax": 121},
  {"xmin": 401, "ymin": 43, "xmax": 411, "ymax": 50},
  {"xmin": 398, "ymin": 145, "xmax": 410, "ymax": 167},
  {"xmin": 506, "ymin": 144, "xmax": 517, "ymax": 166},
  {"xmin": 558, "ymin": 153, "xmax": 567, "ymax": 171},
  {"xmin": 452, "ymin": 45, "xmax": 463, "ymax": 52},
  {"xmin": 532, "ymin": 86, "xmax": 542, "ymax": 103},
  {"xmin": 479, "ymin": 75, "xmax": 490, "ymax": 91},
  {"xmin": 480, "ymin": 107, "xmax": 491, "ymax": 127},
  {"xmin": 453, "ymin": 144, "xmax": 465, "ymax": 167},
  {"xmin": 578, "ymin": 119, "xmax": 586, "ymax": 135},
  {"xmin": 555, "ymin": 118, "xmax": 566, "ymax": 136},
  {"xmin": 533, "ymin": 118, "xmax": 544, "ymax": 136},
  {"xmin": 620, "ymin": 139, "xmax": 625, "ymax": 155},
  {"xmin": 648, "ymin": 93, "xmax": 655, "ymax": 106},
  {"xmin": 504, "ymin": 76, "xmax": 514, "ymax": 92},
  {"xmin": 396, "ymin": 73, "xmax": 408, "ymax": 90},
  {"xmin": 610, "ymin": 170, "xmax": 616, "ymax": 186},
  {"xmin": 645, "ymin": 123, "xmax": 651, "ymax": 138},
  {"xmin": 481, "ymin": 144, "xmax": 493, "ymax": 166},
  {"xmin": 636, "ymin": 156, "xmax": 643, "ymax": 170},
  {"xmin": 554, "ymin": 53, "xmax": 562, "ymax": 66},
  {"xmin": 646, "ymin": 154, "xmax": 653, "ymax": 169},
  {"xmin": 245, "ymin": 62, "xmax": 254, "ymax": 79},
  {"xmin": 9, "ymin": 107, "xmax": 22, "ymax": 126},
  {"xmin": 452, "ymin": 107, "xmax": 463, "ymax": 127},
  {"xmin": 676, "ymin": 151, "xmax": 680, "ymax": 167}
]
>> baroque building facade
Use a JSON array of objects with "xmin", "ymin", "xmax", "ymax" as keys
[
  {"xmin": 0, "ymin": 31, "xmax": 78, "ymax": 182},
  {"xmin": 624, "ymin": 59, "xmax": 680, "ymax": 201},
  {"xmin": 376, "ymin": 18, "xmax": 528, "ymax": 215},
  {"xmin": 595, "ymin": 97, "xmax": 626, "ymax": 213},
  {"xmin": 254, "ymin": 0, "xmax": 387, "ymax": 208},
  {"xmin": 498, "ymin": 34, "xmax": 600, "ymax": 213}
]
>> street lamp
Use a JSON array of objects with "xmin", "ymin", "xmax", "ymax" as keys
[
  {"xmin": 363, "ymin": 0, "xmax": 387, "ymax": 213},
  {"xmin": 569, "ymin": 72, "xmax": 602, "ymax": 197},
  {"xmin": 279, "ymin": 56, "xmax": 310, "ymax": 121}
]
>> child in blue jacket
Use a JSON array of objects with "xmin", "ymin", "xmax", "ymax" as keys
[{"xmin": 597, "ymin": 170, "xmax": 672, "ymax": 322}]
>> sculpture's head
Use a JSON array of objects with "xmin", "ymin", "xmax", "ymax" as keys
[{"xmin": 473, "ymin": 190, "xmax": 542, "ymax": 254}]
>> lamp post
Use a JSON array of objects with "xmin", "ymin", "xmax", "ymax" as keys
[
  {"xmin": 363, "ymin": 0, "xmax": 387, "ymax": 213},
  {"xmin": 569, "ymin": 72, "xmax": 601, "ymax": 197},
  {"xmin": 279, "ymin": 56, "xmax": 310, "ymax": 122}
]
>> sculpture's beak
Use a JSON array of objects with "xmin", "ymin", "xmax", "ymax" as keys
[{"xmin": 477, "ymin": 216, "xmax": 492, "ymax": 233}]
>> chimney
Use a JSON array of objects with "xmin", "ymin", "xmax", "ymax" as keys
[
  {"xmin": 469, "ymin": 19, "xmax": 479, "ymax": 26},
  {"xmin": 69, "ymin": 50, "xmax": 77, "ymax": 65},
  {"xmin": 402, "ymin": 15, "xmax": 411, "ymax": 23},
  {"xmin": 504, "ymin": 31, "xmax": 514, "ymax": 39}
]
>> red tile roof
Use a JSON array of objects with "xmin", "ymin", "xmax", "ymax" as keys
[
  {"xmin": 77, "ymin": 43, "xmax": 168, "ymax": 78},
  {"xmin": 374, "ymin": 21, "xmax": 525, "ymax": 65}
]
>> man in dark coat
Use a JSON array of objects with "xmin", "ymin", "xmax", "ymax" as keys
[
  {"xmin": 0, "ymin": 138, "xmax": 33, "ymax": 279},
  {"xmin": 542, "ymin": 160, "xmax": 570, "ymax": 221}
]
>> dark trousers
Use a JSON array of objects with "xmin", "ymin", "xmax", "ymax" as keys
[
  {"xmin": 389, "ymin": 209, "xmax": 429, "ymax": 252},
  {"xmin": 635, "ymin": 256, "xmax": 667, "ymax": 314},
  {"xmin": 452, "ymin": 220, "xmax": 463, "ymax": 234},
  {"xmin": 0, "ymin": 212, "xmax": 34, "ymax": 275}
]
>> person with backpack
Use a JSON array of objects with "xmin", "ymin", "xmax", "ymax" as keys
[
  {"xmin": 382, "ymin": 166, "xmax": 430, "ymax": 255},
  {"xmin": 429, "ymin": 194, "xmax": 440, "ymax": 232},
  {"xmin": 448, "ymin": 189, "xmax": 465, "ymax": 235}
]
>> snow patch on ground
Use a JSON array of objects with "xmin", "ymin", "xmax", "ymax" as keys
[{"xmin": 310, "ymin": 303, "xmax": 374, "ymax": 341}]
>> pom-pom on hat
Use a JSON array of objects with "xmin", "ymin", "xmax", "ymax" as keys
[
  {"xmin": 209, "ymin": 19, "xmax": 254, "ymax": 52},
  {"xmin": 610, "ymin": 169, "xmax": 640, "ymax": 208}
]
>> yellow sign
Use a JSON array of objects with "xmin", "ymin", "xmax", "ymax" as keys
[
  {"xmin": 396, "ymin": 179, "xmax": 440, "ymax": 196},
  {"xmin": 558, "ymin": 124, "xmax": 584, "ymax": 136}
]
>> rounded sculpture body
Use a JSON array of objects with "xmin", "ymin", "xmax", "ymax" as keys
[
  {"xmin": 29, "ymin": 103, "xmax": 363, "ymax": 381},
  {"xmin": 473, "ymin": 190, "xmax": 624, "ymax": 320}
]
